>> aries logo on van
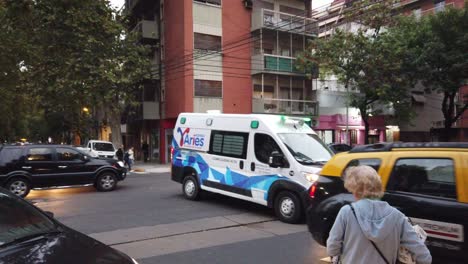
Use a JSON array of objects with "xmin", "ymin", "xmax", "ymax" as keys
[{"xmin": 177, "ymin": 127, "xmax": 205, "ymax": 148}]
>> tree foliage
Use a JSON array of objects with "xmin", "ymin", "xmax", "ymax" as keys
[
  {"xmin": 0, "ymin": 0, "xmax": 150, "ymax": 144},
  {"xmin": 388, "ymin": 5, "xmax": 468, "ymax": 129},
  {"xmin": 297, "ymin": 0, "xmax": 414, "ymax": 144}
]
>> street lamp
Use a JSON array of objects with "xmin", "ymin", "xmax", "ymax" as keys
[{"xmin": 82, "ymin": 107, "xmax": 90, "ymax": 114}]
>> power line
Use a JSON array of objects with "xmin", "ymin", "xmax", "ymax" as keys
[{"xmin": 160, "ymin": 0, "xmax": 393, "ymax": 76}]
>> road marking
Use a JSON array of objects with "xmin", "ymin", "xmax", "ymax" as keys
[
  {"xmin": 89, "ymin": 213, "xmax": 275, "ymax": 246},
  {"xmin": 113, "ymin": 226, "xmax": 274, "ymax": 260},
  {"xmin": 89, "ymin": 213, "xmax": 308, "ymax": 260}
]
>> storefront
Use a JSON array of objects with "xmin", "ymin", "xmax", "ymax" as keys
[{"xmin": 314, "ymin": 114, "xmax": 387, "ymax": 146}]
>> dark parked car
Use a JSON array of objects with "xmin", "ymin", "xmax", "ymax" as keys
[
  {"xmin": 0, "ymin": 187, "xmax": 138, "ymax": 264},
  {"xmin": 0, "ymin": 144, "xmax": 127, "ymax": 197},
  {"xmin": 327, "ymin": 143, "xmax": 352, "ymax": 154}
]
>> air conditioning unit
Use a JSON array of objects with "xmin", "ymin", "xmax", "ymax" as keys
[{"xmin": 243, "ymin": 0, "xmax": 253, "ymax": 9}]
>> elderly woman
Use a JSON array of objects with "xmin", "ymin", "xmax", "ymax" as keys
[{"xmin": 327, "ymin": 165, "xmax": 432, "ymax": 264}]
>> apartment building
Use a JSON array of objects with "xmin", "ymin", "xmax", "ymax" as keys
[
  {"xmin": 311, "ymin": 0, "xmax": 466, "ymax": 144},
  {"xmin": 126, "ymin": 0, "xmax": 318, "ymax": 163}
]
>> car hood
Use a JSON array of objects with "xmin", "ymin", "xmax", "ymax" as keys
[{"xmin": 0, "ymin": 228, "xmax": 133, "ymax": 264}]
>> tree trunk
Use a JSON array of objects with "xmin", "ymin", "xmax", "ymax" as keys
[
  {"xmin": 363, "ymin": 117, "xmax": 370, "ymax": 145},
  {"xmin": 109, "ymin": 109, "xmax": 123, "ymax": 148},
  {"xmin": 442, "ymin": 92, "xmax": 456, "ymax": 129}
]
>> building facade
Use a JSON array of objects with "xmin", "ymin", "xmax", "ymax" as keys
[{"xmin": 126, "ymin": 0, "xmax": 317, "ymax": 163}]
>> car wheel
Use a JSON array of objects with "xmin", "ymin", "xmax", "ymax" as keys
[
  {"xmin": 95, "ymin": 172, "xmax": 117, "ymax": 192},
  {"xmin": 274, "ymin": 191, "xmax": 303, "ymax": 224},
  {"xmin": 182, "ymin": 175, "xmax": 200, "ymax": 200},
  {"xmin": 6, "ymin": 177, "xmax": 31, "ymax": 198}
]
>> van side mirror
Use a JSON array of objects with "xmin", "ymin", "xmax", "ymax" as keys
[{"xmin": 269, "ymin": 151, "xmax": 285, "ymax": 168}]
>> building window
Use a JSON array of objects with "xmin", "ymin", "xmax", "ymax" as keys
[
  {"xmin": 209, "ymin": 131, "xmax": 248, "ymax": 159},
  {"xmin": 143, "ymin": 83, "xmax": 157, "ymax": 101},
  {"xmin": 194, "ymin": 33, "xmax": 221, "ymax": 51},
  {"xmin": 194, "ymin": 79, "xmax": 222, "ymax": 97},
  {"xmin": 434, "ymin": 0, "xmax": 445, "ymax": 13},
  {"xmin": 194, "ymin": 0, "xmax": 221, "ymax": 6}
]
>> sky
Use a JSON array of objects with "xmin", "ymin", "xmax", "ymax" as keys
[{"xmin": 109, "ymin": 0, "xmax": 334, "ymax": 11}]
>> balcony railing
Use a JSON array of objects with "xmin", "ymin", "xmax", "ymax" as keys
[
  {"xmin": 252, "ymin": 98, "xmax": 318, "ymax": 116},
  {"xmin": 252, "ymin": 54, "xmax": 304, "ymax": 75},
  {"xmin": 252, "ymin": 8, "xmax": 318, "ymax": 36}
]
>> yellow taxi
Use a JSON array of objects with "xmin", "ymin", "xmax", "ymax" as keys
[{"xmin": 306, "ymin": 142, "xmax": 468, "ymax": 263}]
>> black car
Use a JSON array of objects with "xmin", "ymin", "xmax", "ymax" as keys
[
  {"xmin": 0, "ymin": 144, "xmax": 127, "ymax": 197},
  {"xmin": 327, "ymin": 143, "xmax": 352, "ymax": 154},
  {"xmin": 0, "ymin": 187, "xmax": 138, "ymax": 264}
]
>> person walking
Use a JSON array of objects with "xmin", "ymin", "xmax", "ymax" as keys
[
  {"xmin": 116, "ymin": 145, "xmax": 124, "ymax": 162},
  {"xmin": 142, "ymin": 142, "xmax": 149, "ymax": 163},
  {"xmin": 127, "ymin": 147, "xmax": 135, "ymax": 171},
  {"xmin": 327, "ymin": 165, "xmax": 431, "ymax": 264}
]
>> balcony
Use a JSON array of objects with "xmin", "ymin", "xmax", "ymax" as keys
[
  {"xmin": 252, "ymin": 98, "xmax": 318, "ymax": 116},
  {"xmin": 133, "ymin": 20, "xmax": 159, "ymax": 43},
  {"xmin": 252, "ymin": 54, "xmax": 304, "ymax": 75},
  {"xmin": 252, "ymin": 9, "xmax": 318, "ymax": 36}
]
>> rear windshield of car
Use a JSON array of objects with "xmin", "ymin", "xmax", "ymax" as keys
[{"xmin": 93, "ymin": 143, "xmax": 114, "ymax": 152}]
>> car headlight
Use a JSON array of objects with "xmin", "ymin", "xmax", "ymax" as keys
[
  {"xmin": 131, "ymin": 258, "xmax": 139, "ymax": 264},
  {"xmin": 117, "ymin": 161, "xmax": 125, "ymax": 167},
  {"xmin": 302, "ymin": 172, "xmax": 320, "ymax": 183}
]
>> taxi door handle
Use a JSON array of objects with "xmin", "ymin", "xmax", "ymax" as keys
[
  {"xmin": 22, "ymin": 166, "xmax": 32, "ymax": 169},
  {"xmin": 58, "ymin": 166, "xmax": 67, "ymax": 169}
]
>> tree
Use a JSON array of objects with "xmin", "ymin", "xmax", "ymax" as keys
[
  {"xmin": 297, "ymin": 0, "xmax": 414, "ymax": 144},
  {"xmin": 407, "ymin": 6, "xmax": 467, "ymax": 130},
  {"xmin": 11, "ymin": 0, "xmax": 151, "ymax": 145}
]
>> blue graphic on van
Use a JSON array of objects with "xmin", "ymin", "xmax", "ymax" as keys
[{"xmin": 172, "ymin": 138, "xmax": 289, "ymax": 201}]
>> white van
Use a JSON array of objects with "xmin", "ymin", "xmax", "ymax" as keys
[
  {"xmin": 171, "ymin": 113, "xmax": 333, "ymax": 223},
  {"xmin": 85, "ymin": 140, "xmax": 116, "ymax": 159}
]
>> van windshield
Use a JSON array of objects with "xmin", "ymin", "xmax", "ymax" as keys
[
  {"xmin": 277, "ymin": 133, "xmax": 333, "ymax": 166},
  {"xmin": 93, "ymin": 143, "xmax": 114, "ymax": 152}
]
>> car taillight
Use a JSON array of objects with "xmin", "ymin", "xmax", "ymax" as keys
[{"xmin": 309, "ymin": 182, "xmax": 318, "ymax": 198}]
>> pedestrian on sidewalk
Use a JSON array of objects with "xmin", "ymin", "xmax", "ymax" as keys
[
  {"xmin": 124, "ymin": 147, "xmax": 135, "ymax": 171},
  {"xmin": 116, "ymin": 145, "xmax": 124, "ymax": 161},
  {"xmin": 142, "ymin": 141, "xmax": 149, "ymax": 163},
  {"xmin": 327, "ymin": 165, "xmax": 431, "ymax": 264}
]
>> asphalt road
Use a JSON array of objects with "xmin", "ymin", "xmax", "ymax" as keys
[{"xmin": 28, "ymin": 169, "xmax": 329, "ymax": 264}]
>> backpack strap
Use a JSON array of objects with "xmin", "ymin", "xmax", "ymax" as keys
[{"xmin": 349, "ymin": 205, "xmax": 390, "ymax": 264}]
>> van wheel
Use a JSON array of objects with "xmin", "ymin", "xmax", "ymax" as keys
[
  {"xmin": 6, "ymin": 177, "xmax": 31, "ymax": 198},
  {"xmin": 274, "ymin": 191, "xmax": 303, "ymax": 224},
  {"xmin": 95, "ymin": 172, "xmax": 117, "ymax": 192},
  {"xmin": 182, "ymin": 175, "xmax": 200, "ymax": 200}
]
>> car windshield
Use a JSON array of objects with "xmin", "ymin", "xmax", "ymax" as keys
[
  {"xmin": 0, "ymin": 192, "xmax": 57, "ymax": 247},
  {"xmin": 277, "ymin": 133, "xmax": 333, "ymax": 166},
  {"xmin": 93, "ymin": 143, "xmax": 114, "ymax": 152}
]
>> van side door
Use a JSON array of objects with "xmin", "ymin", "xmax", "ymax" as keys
[
  {"xmin": 383, "ymin": 155, "xmax": 467, "ymax": 262},
  {"xmin": 202, "ymin": 130, "xmax": 250, "ymax": 197}
]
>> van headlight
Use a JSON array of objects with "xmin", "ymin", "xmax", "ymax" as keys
[
  {"xmin": 117, "ymin": 161, "xmax": 125, "ymax": 167},
  {"xmin": 302, "ymin": 172, "xmax": 320, "ymax": 183}
]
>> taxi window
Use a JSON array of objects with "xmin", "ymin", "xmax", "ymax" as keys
[
  {"xmin": 344, "ymin": 158, "xmax": 381, "ymax": 174},
  {"xmin": 386, "ymin": 158, "xmax": 456, "ymax": 199}
]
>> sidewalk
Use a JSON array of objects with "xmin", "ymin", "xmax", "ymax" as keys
[{"xmin": 131, "ymin": 161, "xmax": 170, "ymax": 174}]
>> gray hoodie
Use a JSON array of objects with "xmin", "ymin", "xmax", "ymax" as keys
[{"xmin": 327, "ymin": 199, "xmax": 432, "ymax": 264}]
